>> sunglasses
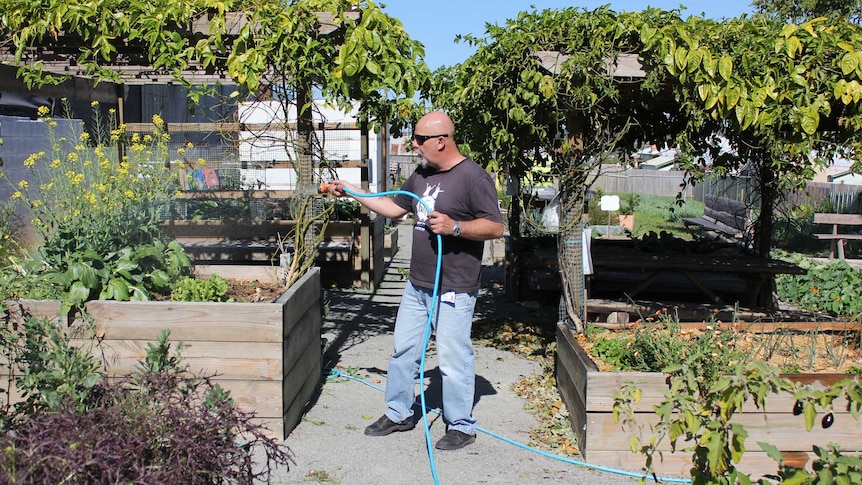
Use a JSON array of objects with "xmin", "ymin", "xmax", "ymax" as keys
[{"xmin": 412, "ymin": 133, "xmax": 449, "ymax": 145}]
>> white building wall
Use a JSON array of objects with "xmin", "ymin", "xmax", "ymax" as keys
[{"xmin": 237, "ymin": 100, "xmax": 386, "ymax": 192}]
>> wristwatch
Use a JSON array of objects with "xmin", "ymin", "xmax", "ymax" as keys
[{"xmin": 452, "ymin": 220, "xmax": 461, "ymax": 237}]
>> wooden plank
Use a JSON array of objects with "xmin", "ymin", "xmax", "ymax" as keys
[
  {"xmin": 704, "ymin": 206, "xmax": 746, "ymax": 232},
  {"xmin": 85, "ymin": 301, "xmax": 284, "ymax": 342},
  {"xmin": 193, "ymin": 264, "xmax": 280, "ymax": 282},
  {"xmin": 588, "ymin": 317, "xmax": 856, "ymax": 333},
  {"xmin": 0, "ymin": 374, "xmax": 285, "ymax": 419},
  {"xmin": 282, "ymin": 340, "xmax": 322, "ymax": 437},
  {"xmin": 579, "ymin": 370, "xmax": 848, "ymax": 418},
  {"xmin": 582, "ymin": 450, "xmax": 693, "ymax": 478},
  {"xmin": 555, "ymin": 333, "xmax": 588, "ymax": 405},
  {"xmin": 160, "ymin": 220, "xmax": 299, "ymax": 238},
  {"xmin": 556, "ymin": 325, "xmax": 597, "ymax": 408},
  {"xmin": 213, "ymin": 379, "xmax": 284, "ymax": 418},
  {"xmin": 5, "ymin": 299, "xmax": 67, "ymax": 325},
  {"xmin": 584, "ymin": 449, "xmax": 815, "ymax": 480},
  {"xmin": 94, "ymin": 340, "xmax": 283, "ymax": 381},
  {"xmin": 814, "ymin": 234, "xmax": 862, "ymax": 240},
  {"xmin": 556, "ymin": 353, "xmax": 588, "ymax": 449},
  {"xmin": 173, "ymin": 190, "xmax": 297, "ymax": 199},
  {"xmin": 280, "ymin": 268, "xmax": 321, "ymax": 334},
  {"xmin": 586, "ymin": 411, "xmax": 862, "ymax": 452},
  {"xmin": 283, "ymin": 307, "xmax": 322, "ymax": 379},
  {"xmin": 738, "ymin": 321, "xmax": 859, "ymax": 332},
  {"xmin": 813, "ymin": 213, "xmax": 862, "ymax": 225},
  {"xmin": 585, "ymin": 371, "xmax": 668, "ymax": 412},
  {"xmin": 251, "ymin": 417, "xmax": 287, "ymax": 440},
  {"xmin": 705, "ymin": 194, "xmax": 746, "ymax": 214},
  {"xmin": 534, "ymin": 51, "xmax": 645, "ymax": 78}
]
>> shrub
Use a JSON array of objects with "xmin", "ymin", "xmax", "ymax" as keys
[
  {"xmin": 0, "ymin": 371, "xmax": 292, "ymax": 484},
  {"xmin": 615, "ymin": 360, "xmax": 862, "ymax": 484},
  {"xmin": 774, "ymin": 252, "xmax": 862, "ymax": 320},
  {"xmin": 3, "ymin": 310, "xmax": 104, "ymax": 422},
  {"xmin": 0, "ymin": 315, "xmax": 292, "ymax": 484}
]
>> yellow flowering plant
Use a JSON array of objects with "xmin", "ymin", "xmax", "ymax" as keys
[{"xmin": 1, "ymin": 102, "xmax": 189, "ymax": 310}]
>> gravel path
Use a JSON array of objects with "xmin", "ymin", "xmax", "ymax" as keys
[{"xmin": 259, "ymin": 223, "xmax": 651, "ymax": 484}]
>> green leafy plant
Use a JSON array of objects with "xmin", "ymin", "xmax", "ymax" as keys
[
  {"xmin": 171, "ymin": 274, "xmax": 232, "ymax": 302},
  {"xmin": 137, "ymin": 329, "xmax": 188, "ymax": 375},
  {"xmin": 619, "ymin": 193, "xmax": 641, "ymax": 216},
  {"xmin": 775, "ymin": 252, "xmax": 862, "ymax": 320},
  {"xmin": 6, "ymin": 104, "xmax": 179, "ymax": 258},
  {"xmin": 590, "ymin": 312, "xmax": 742, "ymax": 385},
  {"xmin": 4, "ymin": 238, "xmax": 190, "ymax": 314},
  {"xmin": 0, "ymin": 103, "xmax": 190, "ymax": 310},
  {"xmin": 1, "ymin": 303, "xmax": 104, "ymax": 426},
  {"xmin": 613, "ymin": 355, "xmax": 862, "ymax": 484},
  {"xmin": 0, "ymin": 204, "xmax": 26, "ymax": 261},
  {"xmin": 332, "ymin": 198, "xmax": 361, "ymax": 221},
  {"xmin": 757, "ymin": 378, "xmax": 862, "ymax": 484}
]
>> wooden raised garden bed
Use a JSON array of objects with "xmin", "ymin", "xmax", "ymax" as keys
[
  {"xmin": 3, "ymin": 268, "xmax": 323, "ymax": 440},
  {"xmin": 556, "ymin": 321, "xmax": 862, "ymax": 478}
]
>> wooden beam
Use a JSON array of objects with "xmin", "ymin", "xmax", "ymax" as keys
[
  {"xmin": 0, "ymin": 65, "xmax": 121, "ymax": 104},
  {"xmin": 534, "ymin": 51, "xmax": 646, "ymax": 78},
  {"xmin": 123, "ymin": 121, "xmax": 361, "ymax": 132}
]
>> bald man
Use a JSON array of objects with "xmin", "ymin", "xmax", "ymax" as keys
[{"xmin": 324, "ymin": 111, "xmax": 504, "ymax": 450}]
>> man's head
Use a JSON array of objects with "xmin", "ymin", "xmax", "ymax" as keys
[{"xmin": 412, "ymin": 111, "xmax": 461, "ymax": 169}]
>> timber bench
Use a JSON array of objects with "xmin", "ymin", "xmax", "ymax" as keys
[
  {"xmin": 813, "ymin": 213, "xmax": 862, "ymax": 259},
  {"xmin": 683, "ymin": 194, "xmax": 752, "ymax": 244},
  {"xmin": 160, "ymin": 217, "xmax": 388, "ymax": 290}
]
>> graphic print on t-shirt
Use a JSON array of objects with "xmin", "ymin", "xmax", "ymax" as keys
[{"xmin": 415, "ymin": 182, "xmax": 444, "ymax": 231}]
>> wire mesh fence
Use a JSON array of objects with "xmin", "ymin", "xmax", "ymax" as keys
[{"xmin": 125, "ymin": 123, "xmax": 364, "ymax": 222}]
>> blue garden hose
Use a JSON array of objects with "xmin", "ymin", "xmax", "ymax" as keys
[
  {"xmin": 321, "ymin": 183, "xmax": 692, "ymax": 485},
  {"xmin": 323, "ymin": 183, "xmax": 444, "ymax": 484},
  {"xmin": 328, "ymin": 368, "xmax": 692, "ymax": 484}
]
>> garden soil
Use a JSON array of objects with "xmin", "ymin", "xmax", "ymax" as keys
[{"xmin": 253, "ymin": 223, "xmax": 647, "ymax": 485}]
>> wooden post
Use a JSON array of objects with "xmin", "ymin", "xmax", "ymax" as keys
[{"xmin": 359, "ymin": 117, "xmax": 372, "ymax": 290}]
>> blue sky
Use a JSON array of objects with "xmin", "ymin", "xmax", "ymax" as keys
[{"xmin": 380, "ymin": 1, "xmax": 756, "ymax": 70}]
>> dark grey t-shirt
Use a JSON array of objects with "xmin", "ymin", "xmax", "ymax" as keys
[{"xmin": 394, "ymin": 158, "xmax": 502, "ymax": 293}]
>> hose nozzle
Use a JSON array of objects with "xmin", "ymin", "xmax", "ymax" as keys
[{"xmin": 318, "ymin": 182, "xmax": 329, "ymax": 194}]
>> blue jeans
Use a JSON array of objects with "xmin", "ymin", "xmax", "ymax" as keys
[{"xmin": 384, "ymin": 281, "xmax": 478, "ymax": 435}]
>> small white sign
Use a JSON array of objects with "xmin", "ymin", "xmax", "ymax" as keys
[{"xmin": 600, "ymin": 195, "xmax": 620, "ymax": 211}]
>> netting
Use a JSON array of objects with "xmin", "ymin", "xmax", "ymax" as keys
[
  {"xmin": 556, "ymin": 189, "xmax": 587, "ymax": 331},
  {"xmin": 128, "ymin": 125, "xmax": 360, "ymax": 222}
]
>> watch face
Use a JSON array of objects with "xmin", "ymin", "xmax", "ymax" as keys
[{"xmin": 453, "ymin": 221, "xmax": 461, "ymax": 236}]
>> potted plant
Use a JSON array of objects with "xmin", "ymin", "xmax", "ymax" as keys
[{"xmin": 617, "ymin": 193, "xmax": 639, "ymax": 231}]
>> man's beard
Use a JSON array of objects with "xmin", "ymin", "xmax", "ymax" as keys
[{"xmin": 419, "ymin": 156, "xmax": 428, "ymax": 169}]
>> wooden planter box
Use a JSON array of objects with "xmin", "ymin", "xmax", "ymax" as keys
[
  {"xmin": 556, "ymin": 322, "xmax": 862, "ymax": 479},
  {"xmin": 3, "ymin": 268, "xmax": 323, "ymax": 440}
]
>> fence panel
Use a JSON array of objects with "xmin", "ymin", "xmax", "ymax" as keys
[
  {"xmin": 801, "ymin": 182, "xmax": 862, "ymax": 213},
  {"xmin": 590, "ymin": 167, "xmax": 694, "ymax": 198},
  {"xmin": 590, "ymin": 168, "xmax": 862, "ymax": 214}
]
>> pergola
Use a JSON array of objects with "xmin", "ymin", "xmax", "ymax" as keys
[
  {"xmin": 0, "ymin": 11, "xmax": 356, "ymax": 86},
  {"xmin": 0, "ymin": 8, "xmax": 393, "ymax": 290}
]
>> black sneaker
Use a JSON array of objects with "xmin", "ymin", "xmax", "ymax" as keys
[
  {"xmin": 364, "ymin": 415, "xmax": 415, "ymax": 436},
  {"xmin": 435, "ymin": 429, "xmax": 476, "ymax": 450}
]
